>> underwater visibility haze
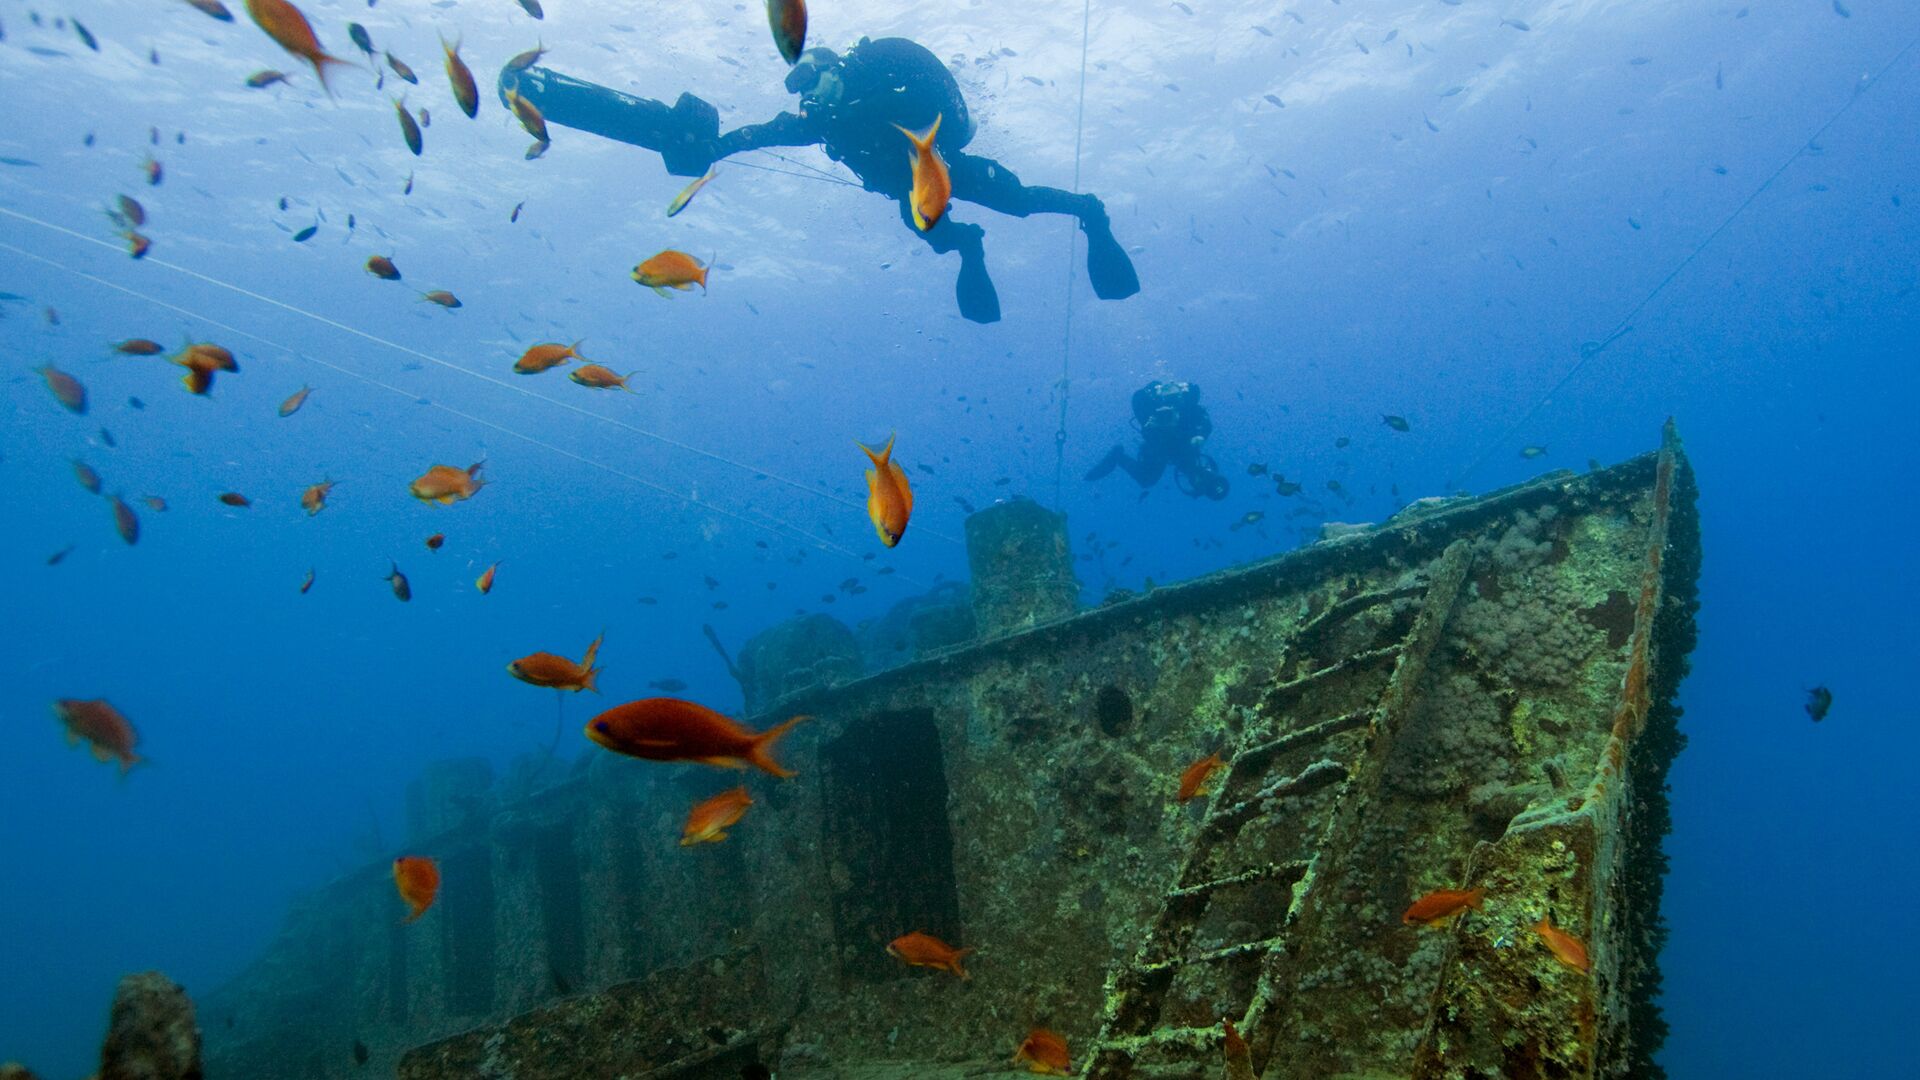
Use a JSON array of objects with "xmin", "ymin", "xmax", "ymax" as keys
[{"xmin": 1, "ymin": 0, "xmax": 1917, "ymax": 1077}]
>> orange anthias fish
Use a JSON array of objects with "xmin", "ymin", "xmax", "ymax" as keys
[
  {"xmin": 425, "ymin": 533, "xmax": 445, "ymax": 551},
  {"xmin": 219, "ymin": 492, "xmax": 252, "ymax": 508},
  {"xmin": 244, "ymin": 0, "xmax": 350, "ymax": 95},
  {"xmin": 421, "ymin": 289, "xmax": 461, "ymax": 308},
  {"xmin": 680, "ymin": 786, "xmax": 753, "ymax": 846},
  {"xmin": 395, "ymin": 98, "xmax": 424, "ymax": 155},
  {"xmin": 892, "ymin": 113, "xmax": 951, "ymax": 231},
  {"xmin": 365, "ymin": 254, "xmax": 401, "ymax": 280},
  {"xmin": 886, "ymin": 931, "xmax": 972, "ymax": 978},
  {"xmin": 585, "ymin": 698, "xmax": 807, "ymax": 777},
  {"xmin": 186, "ymin": 0, "xmax": 236, "ymax": 22},
  {"xmin": 393, "ymin": 856, "xmax": 440, "ymax": 923},
  {"xmin": 568, "ymin": 364, "xmax": 636, "ymax": 392},
  {"xmin": 72, "ymin": 460, "xmax": 102, "ymax": 494},
  {"xmin": 508, "ymin": 632, "xmax": 604, "ymax": 692},
  {"xmin": 857, "ymin": 433, "xmax": 913, "ymax": 547},
  {"xmin": 53, "ymin": 698, "xmax": 141, "ymax": 773},
  {"xmin": 513, "ymin": 340, "xmax": 584, "ymax": 374},
  {"xmin": 300, "ymin": 479, "xmax": 334, "ymax": 516},
  {"xmin": 410, "ymin": 461, "xmax": 486, "ymax": 505},
  {"xmin": 441, "ymin": 35, "xmax": 478, "ymax": 118},
  {"xmin": 1221, "ymin": 1018, "xmax": 1255, "ymax": 1080},
  {"xmin": 475, "ymin": 561, "xmax": 499, "ymax": 594},
  {"xmin": 665, "ymin": 166, "xmax": 716, "ymax": 218},
  {"xmin": 109, "ymin": 494, "xmax": 140, "ymax": 545},
  {"xmin": 765, "ymin": 0, "xmax": 807, "ymax": 65},
  {"xmin": 505, "ymin": 87, "xmax": 549, "ymax": 143},
  {"xmin": 632, "ymin": 250, "xmax": 710, "ymax": 296},
  {"xmin": 175, "ymin": 342, "xmax": 238, "ymax": 372},
  {"xmin": 114, "ymin": 338, "xmax": 166, "ymax": 356},
  {"xmin": 38, "ymin": 365, "xmax": 88, "ymax": 414},
  {"xmin": 1012, "ymin": 1028, "xmax": 1069, "ymax": 1076},
  {"xmin": 1177, "ymin": 751, "xmax": 1224, "ymax": 802},
  {"xmin": 1402, "ymin": 887, "xmax": 1487, "ymax": 927},
  {"xmin": 1534, "ymin": 915, "xmax": 1591, "ymax": 973},
  {"xmin": 172, "ymin": 342, "xmax": 236, "ymax": 396},
  {"xmin": 278, "ymin": 385, "xmax": 313, "ymax": 417}
]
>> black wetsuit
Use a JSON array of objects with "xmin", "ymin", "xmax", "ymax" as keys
[
  {"xmin": 501, "ymin": 38, "xmax": 1139, "ymax": 324},
  {"xmin": 1085, "ymin": 382, "xmax": 1229, "ymax": 499}
]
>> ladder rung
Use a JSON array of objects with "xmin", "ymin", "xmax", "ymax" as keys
[
  {"xmin": 1141, "ymin": 934, "xmax": 1285, "ymax": 975},
  {"xmin": 1237, "ymin": 707, "xmax": 1372, "ymax": 765},
  {"xmin": 1087, "ymin": 1024, "xmax": 1221, "ymax": 1059},
  {"xmin": 1291, "ymin": 584, "xmax": 1424, "ymax": 647},
  {"xmin": 1209, "ymin": 759, "xmax": 1348, "ymax": 832},
  {"xmin": 1269, "ymin": 643, "xmax": 1401, "ymax": 700},
  {"xmin": 1170, "ymin": 860, "xmax": 1307, "ymax": 901}
]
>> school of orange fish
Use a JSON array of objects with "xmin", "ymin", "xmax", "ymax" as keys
[{"xmin": 32, "ymin": 2, "xmax": 1588, "ymax": 1073}]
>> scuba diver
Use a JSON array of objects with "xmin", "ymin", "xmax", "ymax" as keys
[
  {"xmin": 500, "ymin": 38, "xmax": 1140, "ymax": 324},
  {"xmin": 1084, "ymin": 380, "xmax": 1230, "ymax": 500}
]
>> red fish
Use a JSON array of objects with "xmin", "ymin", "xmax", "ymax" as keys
[
  {"xmin": 393, "ymin": 856, "xmax": 440, "ymax": 923},
  {"xmin": 508, "ymin": 632, "xmax": 604, "ymax": 692},
  {"xmin": 632, "ymin": 250, "xmax": 709, "ymax": 295},
  {"xmin": 109, "ymin": 494, "xmax": 140, "ymax": 545},
  {"xmin": 568, "ymin": 364, "xmax": 636, "ymax": 392},
  {"xmin": 425, "ymin": 533, "xmax": 445, "ymax": 551},
  {"xmin": 410, "ymin": 461, "xmax": 486, "ymax": 504},
  {"xmin": 1012, "ymin": 1027, "xmax": 1069, "ymax": 1075},
  {"xmin": 219, "ymin": 492, "xmax": 252, "ymax": 508},
  {"xmin": 114, "ymin": 338, "xmax": 166, "ymax": 356},
  {"xmin": 278, "ymin": 385, "xmax": 313, "ymax": 417},
  {"xmin": 765, "ymin": 0, "xmax": 807, "ymax": 65},
  {"xmin": 857, "ymin": 433, "xmax": 913, "ymax": 547},
  {"xmin": 53, "ymin": 698, "xmax": 141, "ymax": 773},
  {"xmin": 680, "ymin": 786, "xmax": 753, "ymax": 846},
  {"xmin": 37, "ymin": 365, "xmax": 87, "ymax": 413},
  {"xmin": 300, "ymin": 479, "xmax": 334, "ymax": 516},
  {"xmin": 1534, "ymin": 915, "xmax": 1591, "ymax": 973},
  {"xmin": 586, "ymin": 698, "xmax": 806, "ymax": 777},
  {"xmin": 1222, "ymin": 1018, "xmax": 1255, "ymax": 1080},
  {"xmin": 441, "ymin": 35, "xmax": 478, "ymax": 118},
  {"xmin": 892, "ymin": 114, "xmax": 951, "ymax": 231},
  {"xmin": 244, "ymin": 0, "xmax": 350, "ymax": 95},
  {"xmin": 1402, "ymin": 887, "xmax": 1486, "ymax": 927},
  {"xmin": 513, "ymin": 340, "xmax": 584, "ymax": 374},
  {"xmin": 1177, "ymin": 751, "xmax": 1224, "ymax": 802},
  {"xmin": 886, "ymin": 931, "xmax": 971, "ymax": 978},
  {"xmin": 175, "ymin": 342, "xmax": 237, "ymax": 371}
]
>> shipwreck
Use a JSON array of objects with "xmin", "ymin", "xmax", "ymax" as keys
[{"xmin": 200, "ymin": 425, "xmax": 1699, "ymax": 1080}]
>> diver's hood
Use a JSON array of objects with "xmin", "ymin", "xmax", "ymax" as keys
[{"xmin": 785, "ymin": 47, "xmax": 840, "ymax": 94}]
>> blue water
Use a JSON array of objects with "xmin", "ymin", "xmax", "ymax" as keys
[{"xmin": 2, "ymin": 1, "xmax": 1915, "ymax": 1076}]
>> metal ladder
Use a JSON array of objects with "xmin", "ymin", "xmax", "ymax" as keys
[{"xmin": 1082, "ymin": 542, "xmax": 1472, "ymax": 1079}]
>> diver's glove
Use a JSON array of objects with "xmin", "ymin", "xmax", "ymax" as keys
[{"xmin": 660, "ymin": 93, "xmax": 722, "ymax": 176}]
